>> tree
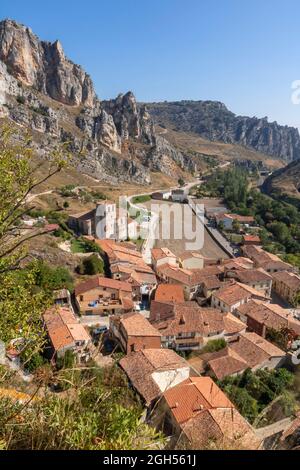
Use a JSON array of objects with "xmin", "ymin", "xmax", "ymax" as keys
[
  {"xmin": 0, "ymin": 124, "xmax": 70, "ymax": 273},
  {"xmin": 223, "ymin": 384, "xmax": 258, "ymax": 423},
  {"xmin": 232, "ymin": 219, "xmax": 241, "ymax": 233},
  {"xmin": 34, "ymin": 260, "xmax": 74, "ymax": 292},
  {"xmin": 77, "ymin": 254, "xmax": 104, "ymax": 275},
  {"xmin": 178, "ymin": 177, "xmax": 185, "ymax": 187},
  {"xmin": 0, "ymin": 124, "xmax": 71, "ymax": 359}
]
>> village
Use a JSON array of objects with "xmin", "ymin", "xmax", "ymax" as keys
[{"xmin": 3, "ymin": 172, "xmax": 300, "ymax": 451}]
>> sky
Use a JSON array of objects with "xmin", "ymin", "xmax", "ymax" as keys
[{"xmin": 2, "ymin": 0, "xmax": 300, "ymax": 128}]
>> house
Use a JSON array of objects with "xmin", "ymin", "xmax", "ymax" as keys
[
  {"xmin": 119, "ymin": 349, "xmax": 190, "ymax": 406},
  {"xmin": 217, "ymin": 213, "xmax": 255, "ymax": 230},
  {"xmin": 68, "ymin": 200, "xmax": 136, "ymax": 241},
  {"xmin": 272, "ymin": 271, "xmax": 300, "ymax": 307},
  {"xmin": 156, "ymin": 263, "xmax": 223, "ymax": 301},
  {"xmin": 154, "ymin": 284, "xmax": 185, "ymax": 303},
  {"xmin": 150, "ymin": 303, "xmax": 246, "ymax": 352},
  {"xmin": 236, "ymin": 299, "xmax": 300, "ymax": 340},
  {"xmin": 68, "ymin": 208, "xmax": 96, "ymax": 236},
  {"xmin": 223, "ymin": 257, "xmax": 254, "ymax": 271},
  {"xmin": 171, "ymin": 188, "xmax": 187, "ymax": 203},
  {"xmin": 151, "ymin": 376, "xmax": 260, "ymax": 450},
  {"xmin": 53, "ymin": 288, "xmax": 71, "ymax": 306},
  {"xmin": 242, "ymin": 245, "xmax": 295, "ymax": 273},
  {"xmin": 74, "ymin": 276, "xmax": 133, "ymax": 316},
  {"xmin": 151, "ymin": 247, "xmax": 178, "ymax": 270},
  {"xmin": 225, "ymin": 268, "xmax": 272, "ymax": 297},
  {"xmin": 43, "ymin": 306, "xmax": 92, "ymax": 362},
  {"xmin": 211, "ymin": 281, "xmax": 270, "ymax": 313},
  {"xmin": 205, "ymin": 332, "xmax": 286, "ymax": 380},
  {"xmin": 178, "ymin": 251, "xmax": 204, "ymax": 270},
  {"xmin": 129, "ymin": 269, "xmax": 157, "ymax": 301},
  {"xmin": 109, "ymin": 312, "xmax": 161, "ymax": 354},
  {"xmin": 242, "ymin": 234, "xmax": 261, "ymax": 246}
]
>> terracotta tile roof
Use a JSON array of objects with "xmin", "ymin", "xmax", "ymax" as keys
[
  {"xmin": 272, "ymin": 271, "xmax": 300, "ymax": 290},
  {"xmin": 156, "ymin": 263, "xmax": 192, "ymax": 284},
  {"xmin": 229, "ymin": 332, "xmax": 285, "ymax": 367},
  {"xmin": 203, "ymin": 331, "xmax": 284, "ymax": 380},
  {"xmin": 234, "ymin": 268, "xmax": 272, "ymax": 284},
  {"xmin": 120, "ymin": 312, "xmax": 161, "ymax": 337},
  {"xmin": 207, "ymin": 348, "xmax": 248, "ymax": 380},
  {"xmin": 151, "ymin": 247, "xmax": 177, "ymax": 261},
  {"xmin": 213, "ymin": 281, "xmax": 268, "ymax": 306},
  {"xmin": 130, "ymin": 270, "xmax": 157, "ymax": 286},
  {"xmin": 155, "ymin": 284, "xmax": 185, "ymax": 303},
  {"xmin": 43, "ymin": 306, "xmax": 90, "ymax": 352},
  {"xmin": 120, "ymin": 349, "xmax": 188, "ymax": 404},
  {"xmin": 122, "ymin": 297, "xmax": 134, "ymax": 311},
  {"xmin": 152, "ymin": 304, "xmax": 244, "ymax": 338},
  {"xmin": 243, "ymin": 235, "xmax": 261, "ymax": 243},
  {"xmin": 237, "ymin": 299, "xmax": 300, "ymax": 335},
  {"xmin": 181, "ymin": 407, "xmax": 260, "ymax": 449},
  {"xmin": 179, "ymin": 251, "xmax": 204, "ymax": 261},
  {"xmin": 224, "ymin": 213, "xmax": 254, "ymax": 223},
  {"xmin": 75, "ymin": 276, "xmax": 132, "ymax": 296},
  {"xmin": 242, "ymin": 245, "xmax": 293, "ymax": 271},
  {"xmin": 69, "ymin": 209, "xmax": 95, "ymax": 219},
  {"xmin": 163, "ymin": 376, "xmax": 233, "ymax": 424},
  {"xmin": 202, "ymin": 275, "xmax": 222, "ymax": 290},
  {"xmin": 222, "ymin": 257, "xmax": 254, "ymax": 270}
]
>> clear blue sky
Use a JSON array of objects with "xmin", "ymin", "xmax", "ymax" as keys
[{"xmin": 2, "ymin": 0, "xmax": 300, "ymax": 128}]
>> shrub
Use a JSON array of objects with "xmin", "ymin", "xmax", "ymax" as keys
[
  {"xmin": 16, "ymin": 95, "xmax": 25, "ymax": 105},
  {"xmin": 77, "ymin": 254, "xmax": 104, "ymax": 275}
]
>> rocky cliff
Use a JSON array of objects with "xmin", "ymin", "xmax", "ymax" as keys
[
  {"xmin": 146, "ymin": 100, "xmax": 300, "ymax": 162},
  {"xmin": 0, "ymin": 19, "xmax": 195, "ymax": 184}
]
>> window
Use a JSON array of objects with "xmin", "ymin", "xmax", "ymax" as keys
[
  {"xmin": 80, "ymin": 295, "xmax": 84, "ymax": 301},
  {"xmin": 130, "ymin": 344, "xmax": 135, "ymax": 352}
]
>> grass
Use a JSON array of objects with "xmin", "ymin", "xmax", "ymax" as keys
[
  {"xmin": 132, "ymin": 194, "xmax": 151, "ymax": 204},
  {"xmin": 70, "ymin": 239, "xmax": 90, "ymax": 253}
]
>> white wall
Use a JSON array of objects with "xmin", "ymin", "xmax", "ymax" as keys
[{"xmin": 151, "ymin": 366, "xmax": 190, "ymax": 393}]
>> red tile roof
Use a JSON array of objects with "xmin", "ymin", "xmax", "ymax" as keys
[
  {"xmin": 75, "ymin": 276, "xmax": 132, "ymax": 296},
  {"xmin": 155, "ymin": 284, "xmax": 185, "ymax": 303},
  {"xmin": 120, "ymin": 312, "xmax": 161, "ymax": 337}
]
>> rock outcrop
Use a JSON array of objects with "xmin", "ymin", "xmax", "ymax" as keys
[
  {"xmin": 0, "ymin": 19, "xmax": 196, "ymax": 184},
  {"xmin": 0, "ymin": 19, "xmax": 95, "ymax": 106},
  {"xmin": 147, "ymin": 100, "xmax": 300, "ymax": 162}
]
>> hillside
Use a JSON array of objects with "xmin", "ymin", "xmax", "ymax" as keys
[
  {"xmin": 146, "ymin": 100, "xmax": 300, "ymax": 162},
  {"xmin": 262, "ymin": 159, "xmax": 300, "ymax": 200}
]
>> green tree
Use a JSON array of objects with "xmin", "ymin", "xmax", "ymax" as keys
[
  {"xmin": 78, "ymin": 254, "xmax": 104, "ymax": 275},
  {"xmin": 0, "ymin": 125, "xmax": 70, "ymax": 273}
]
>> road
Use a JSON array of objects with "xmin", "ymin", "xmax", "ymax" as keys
[
  {"xmin": 26, "ymin": 190, "xmax": 54, "ymax": 203},
  {"xmin": 128, "ymin": 165, "xmax": 231, "ymax": 261}
]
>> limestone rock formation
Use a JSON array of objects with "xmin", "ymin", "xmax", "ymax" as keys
[
  {"xmin": 147, "ymin": 100, "xmax": 300, "ymax": 162},
  {"xmin": 0, "ymin": 19, "xmax": 95, "ymax": 106}
]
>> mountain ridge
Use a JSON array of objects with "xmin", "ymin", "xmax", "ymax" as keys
[
  {"xmin": 0, "ymin": 19, "xmax": 197, "ymax": 185},
  {"xmin": 146, "ymin": 100, "xmax": 300, "ymax": 162}
]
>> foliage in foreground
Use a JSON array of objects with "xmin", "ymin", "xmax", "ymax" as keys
[{"xmin": 0, "ymin": 363, "xmax": 163, "ymax": 450}]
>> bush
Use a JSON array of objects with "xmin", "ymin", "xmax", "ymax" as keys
[
  {"xmin": 132, "ymin": 195, "xmax": 151, "ymax": 204},
  {"xmin": 200, "ymin": 338, "xmax": 226, "ymax": 354},
  {"xmin": 77, "ymin": 254, "xmax": 104, "ymax": 275},
  {"xmin": 34, "ymin": 260, "xmax": 74, "ymax": 292},
  {"xmin": 16, "ymin": 95, "xmax": 25, "ymax": 105}
]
